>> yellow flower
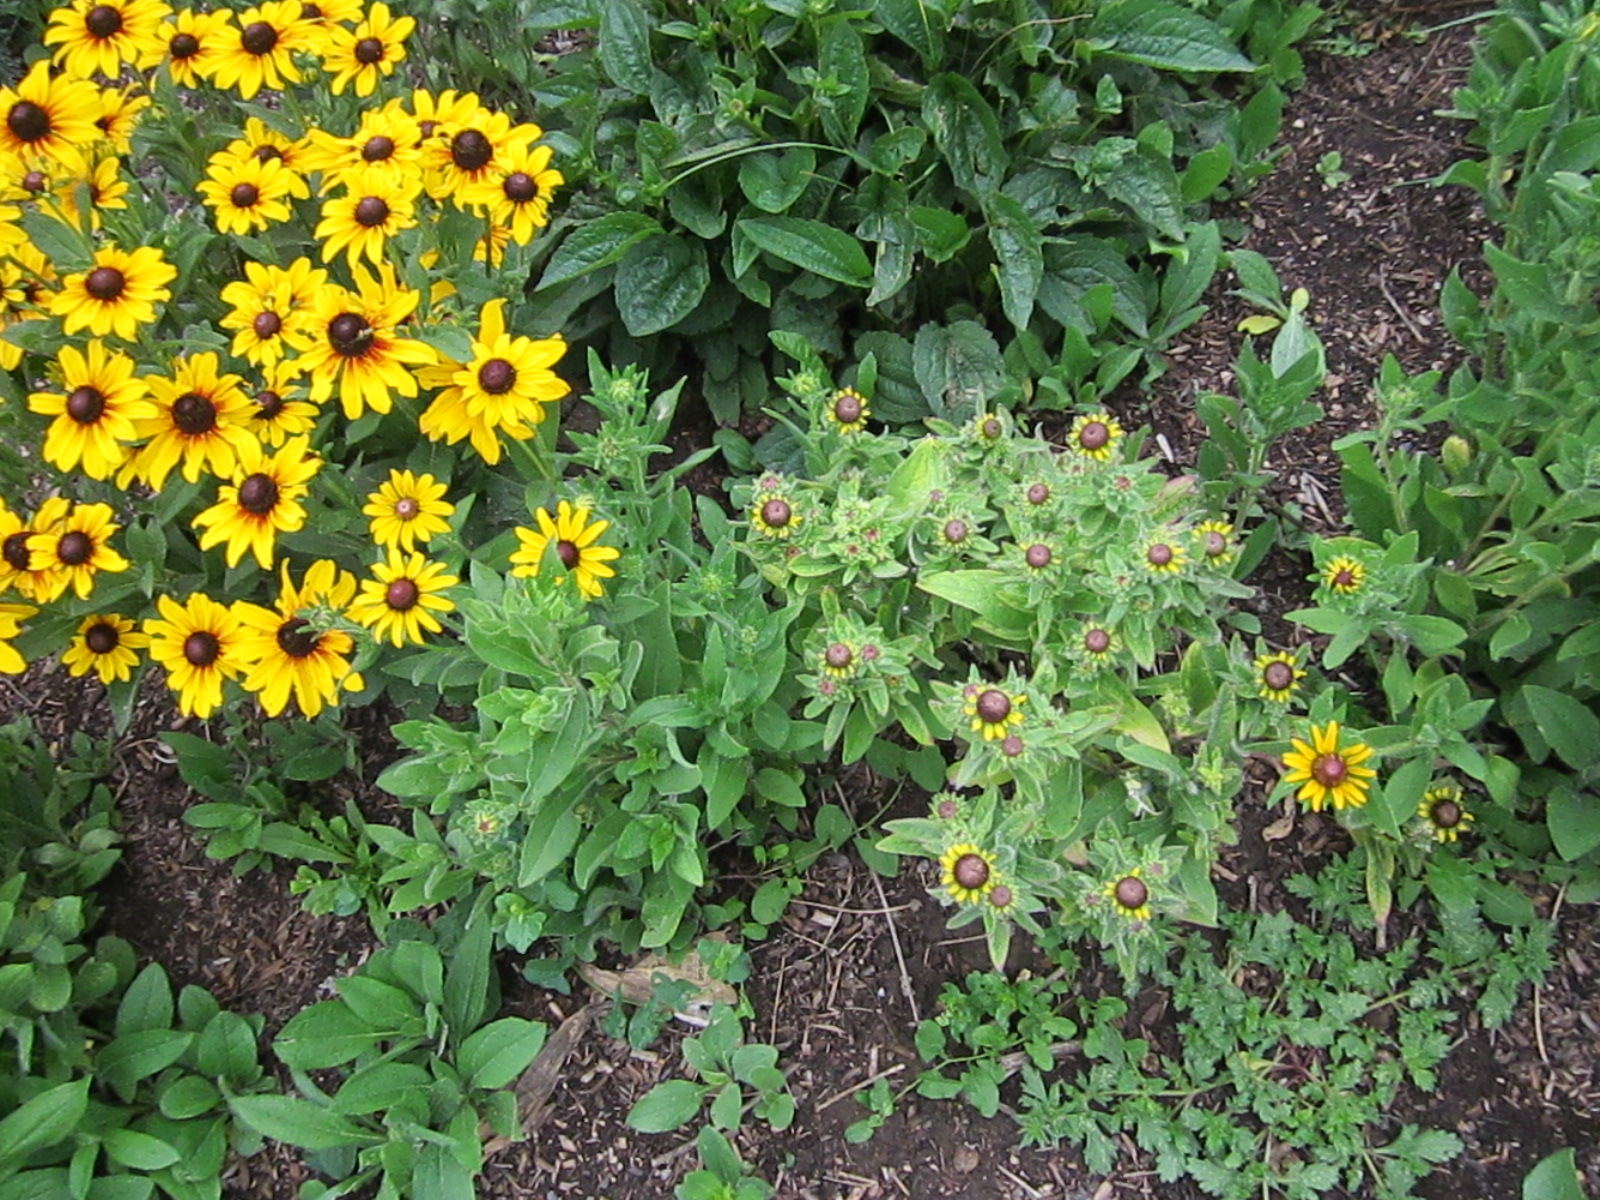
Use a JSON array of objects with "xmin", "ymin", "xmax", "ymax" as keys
[
  {"xmin": 1193, "ymin": 519, "xmax": 1236, "ymax": 566},
  {"xmin": 124, "ymin": 352, "xmax": 256, "ymax": 489},
  {"xmin": 0, "ymin": 602, "xmax": 37, "ymax": 675},
  {"xmin": 819, "ymin": 641, "xmax": 857, "ymax": 680},
  {"xmin": 346, "ymin": 549, "xmax": 458, "ymax": 646},
  {"xmin": 234, "ymin": 560, "xmax": 363, "ymax": 718},
  {"xmin": 1106, "ymin": 869, "xmax": 1152, "ymax": 921},
  {"xmin": 297, "ymin": 106, "xmax": 422, "ymax": 192},
  {"xmin": 0, "ymin": 503, "xmax": 59, "ymax": 602},
  {"xmin": 510, "ymin": 500, "xmax": 620, "ymax": 600},
  {"xmin": 28, "ymin": 339, "xmax": 155, "ymax": 480},
  {"xmin": 0, "ymin": 244, "xmax": 54, "ymax": 370},
  {"xmin": 964, "ymin": 686, "xmax": 1024, "ymax": 742},
  {"xmin": 32, "ymin": 499, "xmax": 129, "ymax": 602},
  {"xmin": 44, "ymin": 0, "xmax": 171, "ymax": 79},
  {"xmin": 37, "ymin": 145, "xmax": 127, "ymax": 232},
  {"xmin": 0, "ymin": 60, "xmax": 103, "ymax": 163},
  {"xmin": 750, "ymin": 492, "xmax": 800, "ymax": 539},
  {"xmin": 362, "ymin": 469, "xmax": 453, "ymax": 552},
  {"xmin": 215, "ymin": 118, "xmax": 311, "ymax": 197},
  {"xmin": 51, "ymin": 244, "xmax": 177, "ymax": 341},
  {"xmin": 461, "ymin": 139, "xmax": 562, "ymax": 245},
  {"xmin": 192, "ymin": 436, "xmax": 321, "ymax": 569},
  {"xmin": 292, "ymin": 261, "xmax": 436, "ymax": 420},
  {"xmin": 157, "ymin": 7, "xmax": 234, "ymax": 86},
  {"xmin": 143, "ymin": 593, "xmax": 250, "ymax": 719},
  {"xmin": 1417, "ymin": 785, "xmax": 1473, "ymax": 844},
  {"xmin": 198, "ymin": 152, "xmax": 296, "ymax": 235},
  {"xmin": 1322, "ymin": 555, "xmax": 1366, "ymax": 595},
  {"xmin": 1069, "ymin": 412, "xmax": 1124, "ymax": 462},
  {"xmin": 319, "ymin": 1, "xmax": 414, "ymax": 97},
  {"xmin": 1282, "ymin": 720, "xmax": 1377, "ymax": 813},
  {"xmin": 824, "ymin": 387, "xmax": 869, "ymax": 435},
  {"xmin": 939, "ymin": 843, "xmax": 997, "ymax": 905},
  {"xmin": 1254, "ymin": 651, "xmax": 1305, "ymax": 704},
  {"xmin": 219, "ymin": 257, "xmax": 325, "ymax": 368},
  {"xmin": 244, "ymin": 364, "xmax": 321, "ymax": 447},
  {"xmin": 62, "ymin": 612, "xmax": 148, "ymax": 684},
  {"xmin": 314, "ymin": 168, "xmax": 419, "ymax": 268},
  {"xmin": 93, "ymin": 85, "xmax": 150, "ymax": 153},
  {"xmin": 420, "ymin": 101, "xmax": 542, "ymax": 206},
  {"xmin": 1142, "ymin": 537, "xmax": 1187, "ymax": 575},
  {"xmin": 207, "ymin": 0, "xmax": 310, "ymax": 99}
]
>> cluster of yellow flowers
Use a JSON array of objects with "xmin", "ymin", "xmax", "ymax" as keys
[{"xmin": 0, "ymin": 0, "xmax": 618, "ymax": 718}]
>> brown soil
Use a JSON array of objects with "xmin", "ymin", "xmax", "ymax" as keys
[{"xmin": 7, "ymin": 13, "xmax": 1599, "ymax": 1200}]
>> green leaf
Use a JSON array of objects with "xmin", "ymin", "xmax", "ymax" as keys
[
  {"xmin": 228, "ymin": 1095, "xmax": 378, "ymax": 1152},
  {"xmin": 1549, "ymin": 788, "xmax": 1600, "ymax": 863},
  {"xmin": 158, "ymin": 1075, "xmax": 221, "ymax": 1120},
  {"xmin": 598, "ymin": 0, "xmax": 653, "ymax": 93},
  {"xmin": 1523, "ymin": 1149, "xmax": 1590, "ymax": 1200},
  {"xmin": 737, "ymin": 148, "xmax": 815, "ymax": 215},
  {"xmin": 102, "ymin": 1129, "xmax": 181, "ymax": 1172},
  {"xmin": 626, "ymin": 1080, "xmax": 705, "ymax": 1133},
  {"xmin": 818, "ymin": 19, "xmax": 869, "ymax": 145},
  {"xmin": 922, "ymin": 74, "xmax": 1007, "ymax": 197},
  {"xmin": 616, "ymin": 234, "xmax": 711, "ymax": 336},
  {"xmin": 911, "ymin": 320, "xmax": 1005, "ymax": 418},
  {"xmin": 909, "ymin": 207, "xmax": 969, "ymax": 264},
  {"xmin": 415, "ymin": 1142, "xmax": 477, "ymax": 1200},
  {"xmin": 274, "ymin": 1001, "xmax": 385, "ymax": 1070},
  {"xmin": 754, "ymin": 768, "xmax": 804, "ymax": 808},
  {"xmin": 98, "ymin": 1031, "xmax": 193, "ymax": 1103},
  {"xmin": 984, "ymin": 194, "xmax": 1043, "ymax": 331},
  {"xmin": 115, "ymin": 964, "xmax": 174, "ymax": 1037},
  {"xmin": 460, "ymin": 1018, "xmax": 548, "ymax": 1091},
  {"xmin": 737, "ymin": 217, "xmax": 872, "ymax": 288},
  {"xmin": 1088, "ymin": 0, "xmax": 1255, "ymax": 72},
  {"xmin": 535, "ymin": 213, "xmax": 663, "ymax": 290},
  {"xmin": 1520, "ymin": 685, "xmax": 1600, "ymax": 770},
  {"xmin": 0, "ymin": 1079, "xmax": 88, "ymax": 1163},
  {"xmin": 445, "ymin": 908, "xmax": 493, "ymax": 1046},
  {"xmin": 335, "ymin": 975, "xmax": 420, "ymax": 1029},
  {"xmin": 329, "ymin": 1062, "xmax": 432, "ymax": 1116},
  {"xmin": 1180, "ymin": 144, "xmax": 1233, "ymax": 203},
  {"xmin": 874, "ymin": 0, "xmax": 945, "ymax": 62},
  {"xmin": 196, "ymin": 1010, "xmax": 260, "ymax": 1083},
  {"xmin": 1097, "ymin": 145, "xmax": 1185, "ymax": 241}
]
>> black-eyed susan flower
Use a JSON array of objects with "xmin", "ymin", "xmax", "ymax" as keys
[
  {"xmin": 1022, "ymin": 541, "xmax": 1053, "ymax": 572},
  {"xmin": 144, "ymin": 593, "xmax": 250, "ymax": 718},
  {"xmin": 407, "ymin": 86, "xmax": 481, "ymax": 142},
  {"xmin": 297, "ymin": 106, "xmax": 421, "ymax": 191},
  {"xmin": 293, "ymin": 262, "xmax": 436, "ymax": 420},
  {"xmin": 219, "ymin": 257, "xmax": 325, "ymax": 368},
  {"xmin": 51, "ymin": 244, "xmax": 177, "ymax": 341},
  {"xmin": 0, "ymin": 244, "xmax": 54, "ymax": 371},
  {"xmin": 824, "ymin": 387, "xmax": 869, "ymax": 435},
  {"xmin": 33, "ymin": 498, "xmax": 129, "ymax": 602},
  {"xmin": 124, "ymin": 353, "xmax": 256, "ymax": 489},
  {"xmin": 939, "ymin": 843, "xmax": 997, "ymax": 905},
  {"xmin": 820, "ymin": 641, "xmax": 857, "ymax": 679},
  {"xmin": 1143, "ymin": 537, "xmax": 1187, "ymax": 575},
  {"xmin": 43, "ymin": 0, "xmax": 170, "ymax": 79},
  {"xmin": 1417, "ymin": 785, "xmax": 1473, "ymax": 844},
  {"xmin": 972, "ymin": 411, "xmax": 1005, "ymax": 442},
  {"xmin": 198, "ymin": 152, "xmax": 295, "ymax": 235},
  {"xmin": 219, "ymin": 117, "xmax": 310, "ymax": 197},
  {"xmin": 510, "ymin": 500, "xmax": 620, "ymax": 601},
  {"xmin": 234, "ymin": 559, "xmax": 363, "ymax": 718},
  {"xmin": 1323, "ymin": 555, "xmax": 1366, "ymax": 595},
  {"xmin": 193, "ymin": 436, "xmax": 320, "ymax": 569},
  {"xmin": 158, "ymin": 7, "xmax": 233, "ymax": 86},
  {"xmin": 347, "ymin": 549, "xmax": 458, "ymax": 646},
  {"xmin": 421, "ymin": 103, "xmax": 541, "ymax": 206},
  {"xmin": 1078, "ymin": 624, "xmax": 1118, "ymax": 669},
  {"xmin": 1106, "ymin": 869, "xmax": 1151, "ymax": 921},
  {"xmin": 0, "ymin": 502, "xmax": 56, "ymax": 601},
  {"xmin": 463, "ymin": 139, "xmax": 562, "ymax": 244},
  {"xmin": 295, "ymin": 0, "xmax": 363, "ymax": 30},
  {"xmin": 1282, "ymin": 720, "xmax": 1377, "ymax": 813},
  {"xmin": 417, "ymin": 298, "xmax": 568, "ymax": 463},
  {"xmin": 0, "ymin": 602, "xmax": 37, "ymax": 675},
  {"xmin": 474, "ymin": 222, "xmax": 513, "ymax": 269},
  {"xmin": 93, "ymin": 86, "xmax": 149, "ymax": 153},
  {"xmin": 362, "ymin": 469, "xmax": 453, "ymax": 552},
  {"xmin": 750, "ymin": 491, "xmax": 800, "ymax": 539},
  {"xmin": 244, "ymin": 366, "xmax": 320, "ymax": 447},
  {"xmin": 208, "ymin": 0, "xmax": 309, "ymax": 98},
  {"xmin": 314, "ymin": 169, "xmax": 419, "ymax": 268},
  {"xmin": 1254, "ymin": 651, "xmax": 1305, "ymax": 704},
  {"xmin": 39, "ymin": 145, "xmax": 127, "ymax": 232},
  {"xmin": 964, "ymin": 685, "xmax": 1024, "ymax": 742},
  {"xmin": 319, "ymin": 1, "xmax": 414, "ymax": 97},
  {"xmin": 0, "ymin": 61, "xmax": 102, "ymax": 163},
  {"xmin": 28, "ymin": 339, "xmax": 154, "ymax": 480},
  {"xmin": 1069, "ymin": 412, "xmax": 1124, "ymax": 462},
  {"xmin": 62, "ymin": 612, "xmax": 147, "ymax": 684},
  {"xmin": 1193, "ymin": 519, "xmax": 1236, "ymax": 566}
]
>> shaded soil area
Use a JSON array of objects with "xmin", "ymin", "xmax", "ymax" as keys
[{"xmin": 7, "ymin": 13, "xmax": 1599, "ymax": 1200}]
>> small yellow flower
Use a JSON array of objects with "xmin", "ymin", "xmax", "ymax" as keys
[
  {"xmin": 1418, "ymin": 786, "xmax": 1473, "ymax": 844},
  {"xmin": 346, "ymin": 549, "xmax": 459, "ymax": 647},
  {"xmin": 1193, "ymin": 519, "xmax": 1236, "ymax": 565},
  {"xmin": 825, "ymin": 388, "xmax": 869, "ymax": 435},
  {"xmin": 1323, "ymin": 555, "xmax": 1366, "ymax": 595},
  {"xmin": 510, "ymin": 500, "xmax": 620, "ymax": 600},
  {"xmin": 750, "ymin": 492, "xmax": 800, "ymax": 539},
  {"xmin": 50, "ymin": 244, "xmax": 176, "ymax": 342},
  {"xmin": 62, "ymin": 613, "xmax": 149, "ymax": 685},
  {"xmin": 362, "ymin": 470, "xmax": 454, "ymax": 553},
  {"xmin": 0, "ymin": 602, "xmax": 38, "ymax": 675},
  {"xmin": 1282, "ymin": 720, "xmax": 1377, "ymax": 812},
  {"xmin": 1143, "ymin": 537, "xmax": 1187, "ymax": 575},
  {"xmin": 1106, "ymin": 869, "xmax": 1151, "ymax": 921},
  {"xmin": 143, "ymin": 593, "xmax": 250, "ymax": 719},
  {"xmin": 939, "ymin": 843, "xmax": 997, "ymax": 905},
  {"xmin": 964, "ymin": 686, "xmax": 1024, "ymax": 742},
  {"xmin": 1069, "ymin": 412, "xmax": 1124, "ymax": 462},
  {"xmin": 1254, "ymin": 651, "xmax": 1305, "ymax": 704}
]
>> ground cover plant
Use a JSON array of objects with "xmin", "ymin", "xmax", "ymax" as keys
[{"xmin": 0, "ymin": 0, "xmax": 1595, "ymax": 1197}]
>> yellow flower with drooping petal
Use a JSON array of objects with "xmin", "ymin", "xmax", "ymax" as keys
[
  {"xmin": 33, "ymin": 499, "xmax": 129, "ymax": 602},
  {"xmin": 143, "ymin": 593, "xmax": 250, "ymax": 719},
  {"xmin": 0, "ymin": 602, "xmax": 37, "ymax": 675},
  {"xmin": 218, "ymin": 257, "xmax": 325, "ymax": 368},
  {"xmin": 208, "ymin": 0, "xmax": 310, "ymax": 98},
  {"xmin": 51, "ymin": 244, "xmax": 177, "ymax": 341},
  {"xmin": 244, "ymin": 363, "xmax": 321, "ymax": 447},
  {"xmin": 314, "ymin": 167, "xmax": 419, "ymax": 267},
  {"xmin": 38, "ymin": 146, "xmax": 128, "ymax": 233},
  {"xmin": 235, "ymin": 559, "xmax": 363, "ymax": 718},
  {"xmin": 419, "ymin": 99, "xmax": 542, "ymax": 206},
  {"xmin": 0, "ymin": 247, "xmax": 53, "ymax": 371},
  {"xmin": 362, "ymin": 469, "xmax": 453, "ymax": 552},
  {"xmin": 509, "ymin": 500, "xmax": 620, "ymax": 600},
  {"xmin": 1282, "ymin": 720, "xmax": 1377, "ymax": 813},
  {"xmin": 297, "ymin": 106, "xmax": 421, "ymax": 193},
  {"xmin": 462, "ymin": 139, "xmax": 562, "ymax": 244},
  {"xmin": 0, "ymin": 61, "xmax": 102, "ymax": 164},
  {"xmin": 346, "ymin": 549, "xmax": 458, "ymax": 646},
  {"xmin": 93, "ymin": 85, "xmax": 150, "ymax": 154},
  {"xmin": 28, "ymin": 339, "xmax": 154, "ymax": 479},
  {"xmin": 62, "ymin": 612, "xmax": 149, "ymax": 684},
  {"xmin": 320, "ymin": 1, "xmax": 414, "ymax": 97},
  {"xmin": 964, "ymin": 685, "xmax": 1024, "ymax": 742},
  {"xmin": 123, "ymin": 352, "xmax": 256, "ymax": 489},
  {"xmin": 0, "ymin": 502, "xmax": 58, "ymax": 602},
  {"xmin": 192, "ymin": 435, "xmax": 320, "ymax": 569},
  {"xmin": 292, "ymin": 261, "xmax": 437, "ymax": 420},
  {"xmin": 212, "ymin": 117, "xmax": 311, "ymax": 198},
  {"xmin": 44, "ymin": 0, "xmax": 171, "ymax": 78}
]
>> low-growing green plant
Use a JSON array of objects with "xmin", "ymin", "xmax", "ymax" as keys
[{"xmin": 625, "ymin": 1003, "xmax": 795, "ymax": 1138}]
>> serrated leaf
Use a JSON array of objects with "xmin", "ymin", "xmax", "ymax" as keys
[
  {"xmin": 985, "ymin": 194, "xmax": 1043, "ymax": 331},
  {"xmin": 922, "ymin": 74, "xmax": 1007, "ymax": 197}
]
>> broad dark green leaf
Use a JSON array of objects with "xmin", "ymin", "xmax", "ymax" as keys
[
  {"xmin": 1520, "ymin": 685, "xmax": 1600, "ymax": 770},
  {"xmin": 98, "ymin": 1031, "xmax": 193, "ymax": 1103},
  {"xmin": 912, "ymin": 320, "xmax": 1006, "ymax": 417},
  {"xmin": 598, "ymin": 0, "xmax": 653, "ymax": 93},
  {"xmin": 1523, "ymin": 1148, "xmax": 1589, "ymax": 1200},
  {"xmin": 274, "ymin": 1002, "xmax": 384, "ymax": 1070},
  {"xmin": 102, "ymin": 1129, "xmax": 181, "ymax": 1172},
  {"xmin": 984, "ymin": 194, "xmax": 1043, "ymax": 331},
  {"xmin": 228, "ymin": 1095, "xmax": 377, "ymax": 1152},
  {"xmin": 1088, "ymin": 0, "xmax": 1255, "ymax": 72},
  {"xmin": 536, "ymin": 213, "xmax": 662, "ymax": 290},
  {"xmin": 922, "ymin": 74, "xmax": 1007, "ymax": 198},
  {"xmin": 737, "ymin": 147, "xmax": 815, "ymax": 214},
  {"xmin": 819, "ymin": 19, "xmax": 869, "ymax": 145},
  {"xmin": 737, "ymin": 216, "xmax": 872, "ymax": 287},
  {"xmin": 115, "ymin": 964, "xmax": 174, "ymax": 1038},
  {"xmin": 615, "ymin": 234, "xmax": 711, "ymax": 336},
  {"xmin": 873, "ymin": 0, "xmax": 946, "ymax": 63},
  {"xmin": 0, "ymin": 1079, "xmax": 88, "ymax": 1162},
  {"xmin": 461, "ymin": 1018, "xmax": 549, "ymax": 1091}
]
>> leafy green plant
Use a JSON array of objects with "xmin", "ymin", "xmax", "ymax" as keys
[{"xmin": 625, "ymin": 1004, "xmax": 795, "ymax": 1137}]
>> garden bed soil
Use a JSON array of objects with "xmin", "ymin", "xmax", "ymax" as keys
[{"xmin": 10, "ymin": 11, "xmax": 1600, "ymax": 1200}]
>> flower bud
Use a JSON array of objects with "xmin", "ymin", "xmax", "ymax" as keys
[{"xmin": 1441, "ymin": 435, "xmax": 1472, "ymax": 477}]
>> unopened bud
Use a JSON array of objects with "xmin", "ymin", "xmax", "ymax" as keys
[{"xmin": 1441, "ymin": 435, "xmax": 1472, "ymax": 477}]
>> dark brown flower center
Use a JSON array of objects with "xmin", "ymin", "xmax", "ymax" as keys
[
  {"xmin": 2, "ymin": 532, "xmax": 32, "ymax": 571},
  {"xmin": 1311, "ymin": 754, "xmax": 1348, "ymax": 787},
  {"xmin": 230, "ymin": 181, "xmax": 260, "ymax": 208},
  {"xmin": 394, "ymin": 497, "xmax": 421, "ymax": 520},
  {"xmin": 240, "ymin": 20, "xmax": 278, "ymax": 55},
  {"xmin": 1001, "ymin": 735, "xmax": 1024, "ymax": 758},
  {"xmin": 22, "ymin": 170, "xmax": 46, "ymax": 193},
  {"xmin": 1078, "ymin": 420, "xmax": 1109, "ymax": 451},
  {"xmin": 1027, "ymin": 483, "xmax": 1049, "ymax": 504},
  {"xmin": 450, "ymin": 128, "xmax": 492, "ymax": 171},
  {"xmin": 825, "ymin": 642, "xmax": 852, "ymax": 670},
  {"xmin": 57, "ymin": 530, "xmax": 93, "ymax": 565},
  {"xmin": 172, "ymin": 392, "xmax": 217, "ymax": 436},
  {"xmin": 254, "ymin": 144, "xmax": 283, "ymax": 163},
  {"xmin": 555, "ymin": 539, "xmax": 580, "ymax": 569},
  {"xmin": 477, "ymin": 358, "xmax": 515, "ymax": 395},
  {"xmin": 418, "ymin": 119, "xmax": 438, "ymax": 139},
  {"xmin": 276, "ymin": 617, "xmax": 321, "ymax": 658},
  {"xmin": 86, "ymin": 4, "xmax": 123, "ymax": 36},
  {"xmin": 990, "ymin": 884, "xmax": 1013, "ymax": 907},
  {"xmin": 760, "ymin": 498, "xmax": 791, "ymax": 529},
  {"xmin": 183, "ymin": 630, "xmax": 220, "ymax": 666},
  {"xmin": 84, "ymin": 266, "xmax": 126, "ymax": 301},
  {"xmin": 386, "ymin": 578, "xmax": 419, "ymax": 610},
  {"xmin": 936, "ymin": 799, "xmax": 959, "ymax": 820},
  {"xmin": 953, "ymin": 853, "xmax": 989, "ymax": 891},
  {"xmin": 1204, "ymin": 530, "xmax": 1228, "ymax": 557},
  {"xmin": 1085, "ymin": 628, "xmax": 1110, "ymax": 654},
  {"xmin": 975, "ymin": 689, "xmax": 1011, "ymax": 725},
  {"xmin": 981, "ymin": 417, "xmax": 1002, "ymax": 439},
  {"xmin": 67, "ymin": 386, "xmax": 106, "ymax": 424},
  {"xmin": 255, "ymin": 389, "xmax": 284, "ymax": 419},
  {"xmin": 943, "ymin": 518, "xmax": 967, "ymax": 543},
  {"xmin": 354, "ymin": 196, "xmax": 389, "ymax": 227},
  {"xmin": 1432, "ymin": 799, "xmax": 1463, "ymax": 828},
  {"xmin": 503, "ymin": 171, "xmax": 537, "ymax": 202},
  {"xmin": 327, "ymin": 312, "xmax": 373, "ymax": 357},
  {"xmin": 237, "ymin": 473, "xmax": 279, "ymax": 515},
  {"xmin": 1147, "ymin": 543, "xmax": 1174, "ymax": 567},
  {"xmin": 301, "ymin": 2, "xmax": 322, "ymax": 16},
  {"xmin": 1263, "ymin": 661, "xmax": 1295, "ymax": 693},
  {"xmin": 1115, "ymin": 876, "xmax": 1148, "ymax": 911},
  {"xmin": 1025, "ymin": 542, "xmax": 1051, "ymax": 569},
  {"xmin": 6, "ymin": 101, "xmax": 49, "ymax": 144},
  {"xmin": 833, "ymin": 391, "xmax": 862, "ymax": 426},
  {"xmin": 170, "ymin": 31, "xmax": 199, "ymax": 58},
  {"xmin": 361, "ymin": 135, "xmax": 395, "ymax": 162},
  {"xmin": 85, "ymin": 622, "xmax": 120, "ymax": 654},
  {"xmin": 354, "ymin": 36, "xmax": 384, "ymax": 64},
  {"xmin": 252, "ymin": 310, "xmax": 282, "ymax": 339},
  {"xmin": 1334, "ymin": 568, "xmax": 1356, "ymax": 588}
]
